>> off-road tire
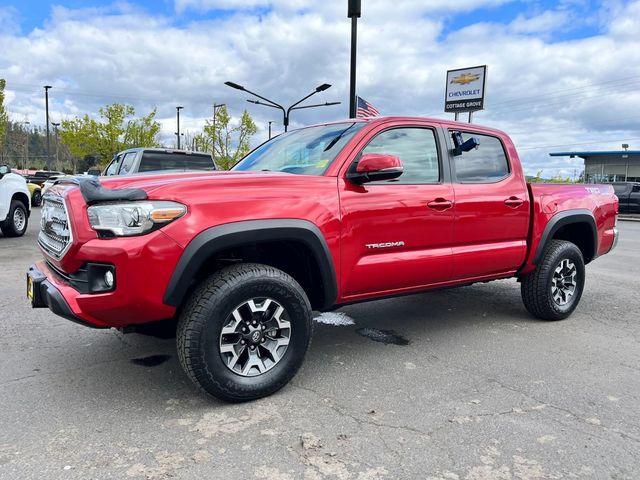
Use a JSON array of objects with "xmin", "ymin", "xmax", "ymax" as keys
[
  {"xmin": 1, "ymin": 200, "xmax": 28, "ymax": 237},
  {"xmin": 176, "ymin": 263, "xmax": 312, "ymax": 402},
  {"xmin": 521, "ymin": 240, "xmax": 585, "ymax": 321}
]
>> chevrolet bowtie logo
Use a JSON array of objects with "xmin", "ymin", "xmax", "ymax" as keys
[{"xmin": 450, "ymin": 73, "xmax": 481, "ymax": 85}]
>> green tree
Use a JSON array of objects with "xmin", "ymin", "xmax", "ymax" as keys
[
  {"xmin": 0, "ymin": 79, "xmax": 8, "ymax": 153},
  {"xmin": 59, "ymin": 103, "xmax": 161, "ymax": 167},
  {"xmin": 548, "ymin": 174, "xmax": 571, "ymax": 183},
  {"xmin": 528, "ymin": 169, "xmax": 544, "ymax": 183},
  {"xmin": 201, "ymin": 107, "xmax": 257, "ymax": 170}
]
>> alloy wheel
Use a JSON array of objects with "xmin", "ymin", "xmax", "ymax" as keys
[
  {"xmin": 13, "ymin": 207, "xmax": 26, "ymax": 232},
  {"xmin": 551, "ymin": 259, "xmax": 577, "ymax": 306},
  {"xmin": 219, "ymin": 298, "xmax": 291, "ymax": 377}
]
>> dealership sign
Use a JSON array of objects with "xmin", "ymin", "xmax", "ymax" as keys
[{"xmin": 444, "ymin": 65, "xmax": 487, "ymax": 113}]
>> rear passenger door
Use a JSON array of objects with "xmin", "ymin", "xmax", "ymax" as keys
[{"xmin": 448, "ymin": 130, "xmax": 530, "ymax": 280}]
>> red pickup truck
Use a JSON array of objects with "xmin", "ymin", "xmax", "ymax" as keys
[{"xmin": 28, "ymin": 117, "xmax": 619, "ymax": 402}]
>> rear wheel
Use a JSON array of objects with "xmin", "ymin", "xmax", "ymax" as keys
[
  {"xmin": 32, "ymin": 190, "xmax": 42, "ymax": 207},
  {"xmin": 176, "ymin": 263, "xmax": 312, "ymax": 402},
  {"xmin": 521, "ymin": 240, "xmax": 585, "ymax": 320},
  {"xmin": 1, "ymin": 201, "xmax": 28, "ymax": 237}
]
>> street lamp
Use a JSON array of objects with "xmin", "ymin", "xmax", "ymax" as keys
[
  {"xmin": 176, "ymin": 106, "xmax": 184, "ymax": 149},
  {"xmin": 51, "ymin": 122, "xmax": 60, "ymax": 171},
  {"xmin": 268, "ymin": 121, "xmax": 274, "ymax": 139},
  {"xmin": 224, "ymin": 81, "xmax": 340, "ymax": 132},
  {"xmin": 44, "ymin": 85, "xmax": 52, "ymax": 170}
]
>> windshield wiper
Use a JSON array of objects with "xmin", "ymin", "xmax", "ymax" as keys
[{"xmin": 323, "ymin": 123, "xmax": 356, "ymax": 152}]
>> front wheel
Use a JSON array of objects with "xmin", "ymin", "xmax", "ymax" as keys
[
  {"xmin": 521, "ymin": 240, "xmax": 585, "ymax": 321},
  {"xmin": 1, "ymin": 201, "xmax": 28, "ymax": 237},
  {"xmin": 176, "ymin": 263, "xmax": 312, "ymax": 402}
]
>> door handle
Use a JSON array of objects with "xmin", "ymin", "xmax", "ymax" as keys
[
  {"xmin": 504, "ymin": 196, "xmax": 524, "ymax": 208},
  {"xmin": 427, "ymin": 198, "xmax": 453, "ymax": 211}
]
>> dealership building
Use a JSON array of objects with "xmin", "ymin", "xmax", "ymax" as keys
[{"xmin": 550, "ymin": 149, "xmax": 640, "ymax": 183}]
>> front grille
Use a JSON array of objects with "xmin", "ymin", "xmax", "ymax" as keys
[{"xmin": 39, "ymin": 193, "xmax": 72, "ymax": 258}]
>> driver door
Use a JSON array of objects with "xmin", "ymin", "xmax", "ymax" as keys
[{"xmin": 339, "ymin": 124, "xmax": 455, "ymax": 300}]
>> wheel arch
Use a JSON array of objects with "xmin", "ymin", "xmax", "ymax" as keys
[
  {"xmin": 533, "ymin": 209, "xmax": 597, "ymax": 265},
  {"xmin": 12, "ymin": 191, "xmax": 31, "ymax": 212},
  {"xmin": 164, "ymin": 219, "xmax": 338, "ymax": 311}
]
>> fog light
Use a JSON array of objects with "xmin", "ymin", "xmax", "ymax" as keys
[{"xmin": 104, "ymin": 270, "xmax": 114, "ymax": 288}]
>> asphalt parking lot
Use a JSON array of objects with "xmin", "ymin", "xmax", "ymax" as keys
[{"xmin": 1, "ymin": 209, "xmax": 639, "ymax": 479}]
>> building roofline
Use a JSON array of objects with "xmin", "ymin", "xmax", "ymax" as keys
[{"xmin": 550, "ymin": 151, "xmax": 640, "ymax": 157}]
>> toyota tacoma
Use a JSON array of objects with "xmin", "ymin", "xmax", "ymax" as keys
[{"xmin": 27, "ymin": 117, "xmax": 619, "ymax": 402}]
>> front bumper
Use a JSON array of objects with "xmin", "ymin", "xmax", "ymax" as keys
[
  {"xmin": 28, "ymin": 228, "xmax": 183, "ymax": 328},
  {"xmin": 27, "ymin": 264, "xmax": 105, "ymax": 329}
]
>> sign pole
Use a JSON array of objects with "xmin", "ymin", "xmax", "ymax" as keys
[
  {"xmin": 454, "ymin": 112, "xmax": 459, "ymax": 121},
  {"xmin": 468, "ymin": 111, "xmax": 473, "ymax": 123}
]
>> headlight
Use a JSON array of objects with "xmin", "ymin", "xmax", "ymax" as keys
[{"xmin": 87, "ymin": 201, "xmax": 186, "ymax": 237}]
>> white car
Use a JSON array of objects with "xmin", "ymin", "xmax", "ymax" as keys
[
  {"xmin": 41, "ymin": 175, "xmax": 74, "ymax": 197},
  {"xmin": 0, "ymin": 165, "xmax": 31, "ymax": 237}
]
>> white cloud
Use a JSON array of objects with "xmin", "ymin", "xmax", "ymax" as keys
[
  {"xmin": 1, "ymin": 0, "xmax": 640, "ymax": 176},
  {"xmin": 0, "ymin": 5, "xmax": 19, "ymax": 36},
  {"xmin": 174, "ymin": 0, "xmax": 516, "ymax": 15},
  {"xmin": 509, "ymin": 10, "xmax": 570, "ymax": 34}
]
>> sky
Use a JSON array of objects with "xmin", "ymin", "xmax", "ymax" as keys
[{"xmin": 1, "ymin": 0, "xmax": 639, "ymax": 177}]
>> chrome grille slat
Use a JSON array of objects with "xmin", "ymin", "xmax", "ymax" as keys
[{"xmin": 38, "ymin": 192, "xmax": 72, "ymax": 259}]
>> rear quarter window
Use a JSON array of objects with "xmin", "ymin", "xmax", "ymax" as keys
[
  {"xmin": 138, "ymin": 152, "xmax": 216, "ymax": 172},
  {"xmin": 452, "ymin": 132, "xmax": 509, "ymax": 183}
]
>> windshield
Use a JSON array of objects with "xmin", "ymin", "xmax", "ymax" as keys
[{"xmin": 233, "ymin": 122, "xmax": 364, "ymax": 175}]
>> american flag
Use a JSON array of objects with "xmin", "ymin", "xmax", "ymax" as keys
[{"xmin": 356, "ymin": 96, "xmax": 380, "ymax": 118}]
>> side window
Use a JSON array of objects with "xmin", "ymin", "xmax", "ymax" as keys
[
  {"xmin": 632, "ymin": 185, "xmax": 640, "ymax": 193},
  {"xmin": 452, "ymin": 132, "xmax": 509, "ymax": 183},
  {"xmin": 118, "ymin": 152, "xmax": 137, "ymax": 175},
  {"xmin": 360, "ymin": 128, "xmax": 440, "ymax": 184},
  {"xmin": 104, "ymin": 155, "xmax": 122, "ymax": 176}
]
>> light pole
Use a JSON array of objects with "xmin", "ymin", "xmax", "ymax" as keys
[
  {"xmin": 51, "ymin": 122, "xmax": 60, "ymax": 171},
  {"xmin": 348, "ymin": 0, "xmax": 361, "ymax": 118},
  {"xmin": 212, "ymin": 103, "xmax": 225, "ymax": 162},
  {"xmin": 176, "ymin": 106, "xmax": 183, "ymax": 149},
  {"xmin": 44, "ymin": 85, "xmax": 52, "ymax": 170},
  {"xmin": 268, "ymin": 121, "xmax": 273, "ymax": 139},
  {"xmin": 225, "ymin": 81, "xmax": 340, "ymax": 132}
]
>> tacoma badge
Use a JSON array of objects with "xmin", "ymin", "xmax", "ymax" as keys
[{"xmin": 365, "ymin": 241, "xmax": 405, "ymax": 249}]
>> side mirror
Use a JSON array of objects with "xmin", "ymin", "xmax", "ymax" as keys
[
  {"xmin": 347, "ymin": 153, "xmax": 403, "ymax": 185},
  {"xmin": 0, "ymin": 165, "xmax": 10, "ymax": 179}
]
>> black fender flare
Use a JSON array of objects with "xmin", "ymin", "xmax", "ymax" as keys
[
  {"xmin": 533, "ymin": 209, "xmax": 598, "ymax": 265},
  {"xmin": 163, "ymin": 219, "xmax": 338, "ymax": 310}
]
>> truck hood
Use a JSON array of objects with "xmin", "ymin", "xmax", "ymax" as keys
[
  {"xmin": 60, "ymin": 170, "xmax": 325, "ymax": 206},
  {"xmin": 97, "ymin": 170, "xmax": 290, "ymax": 193}
]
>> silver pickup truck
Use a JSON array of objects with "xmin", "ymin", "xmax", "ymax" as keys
[{"xmin": 103, "ymin": 148, "xmax": 216, "ymax": 176}]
